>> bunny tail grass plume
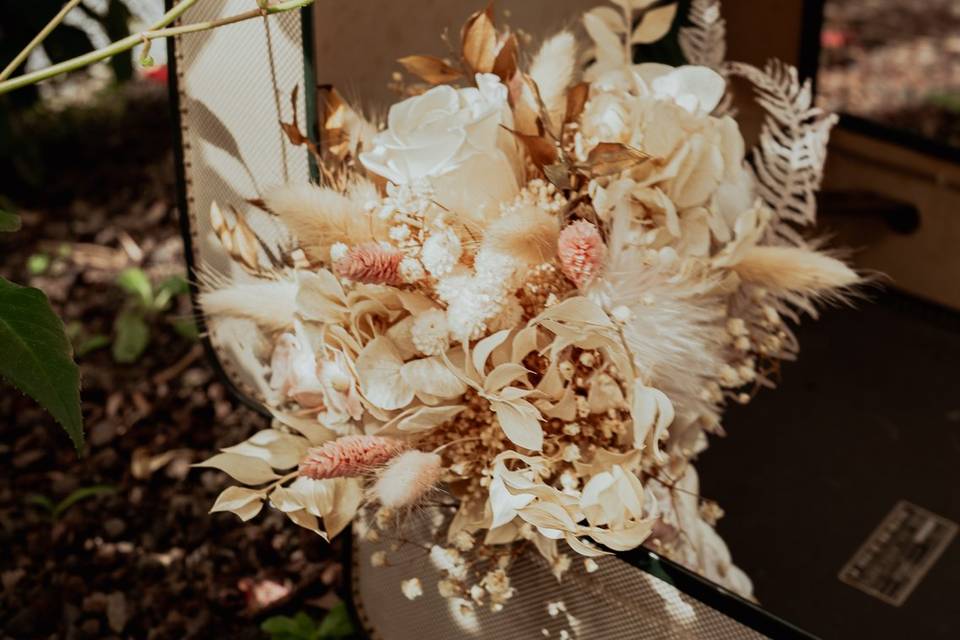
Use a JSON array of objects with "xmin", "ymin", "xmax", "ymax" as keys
[
  {"xmin": 198, "ymin": 270, "xmax": 298, "ymax": 331},
  {"xmin": 529, "ymin": 31, "xmax": 576, "ymax": 130},
  {"xmin": 372, "ymin": 450, "xmax": 442, "ymax": 509},
  {"xmin": 261, "ymin": 182, "xmax": 385, "ymax": 262},
  {"xmin": 482, "ymin": 205, "xmax": 560, "ymax": 265},
  {"xmin": 733, "ymin": 246, "xmax": 859, "ymax": 299}
]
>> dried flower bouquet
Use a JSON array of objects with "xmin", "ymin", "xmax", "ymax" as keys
[{"xmin": 197, "ymin": 0, "xmax": 857, "ymax": 608}]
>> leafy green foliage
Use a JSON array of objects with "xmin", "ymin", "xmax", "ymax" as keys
[
  {"xmin": 0, "ymin": 209, "xmax": 21, "ymax": 232},
  {"xmin": 27, "ymin": 484, "xmax": 116, "ymax": 521},
  {"xmin": 66, "ymin": 321, "xmax": 111, "ymax": 358},
  {"xmin": 112, "ymin": 309, "xmax": 150, "ymax": 363},
  {"xmin": 0, "ymin": 276, "xmax": 83, "ymax": 450},
  {"xmin": 27, "ymin": 253, "xmax": 50, "ymax": 275},
  {"xmin": 261, "ymin": 604, "xmax": 356, "ymax": 640},
  {"xmin": 111, "ymin": 269, "xmax": 192, "ymax": 363}
]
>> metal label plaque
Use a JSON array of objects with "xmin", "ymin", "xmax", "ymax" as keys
[{"xmin": 839, "ymin": 500, "xmax": 957, "ymax": 606}]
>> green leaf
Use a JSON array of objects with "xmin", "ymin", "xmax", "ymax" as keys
[
  {"xmin": 171, "ymin": 317, "xmax": 199, "ymax": 341},
  {"xmin": 53, "ymin": 484, "xmax": 115, "ymax": 519},
  {"xmin": 261, "ymin": 612, "xmax": 318, "ymax": 640},
  {"xmin": 116, "ymin": 268, "xmax": 153, "ymax": 308},
  {"xmin": 112, "ymin": 310, "xmax": 150, "ymax": 364},
  {"xmin": 76, "ymin": 334, "xmax": 111, "ymax": 357},
  {"xmin": 0, "ymin": 210, "xmax": 21, "ymax": 232},
  {"xmin": 26, "ymin": 494, "xmax": 56, "ymax": 515},
  {"xmin": 27, "ymin": 254, "xmax": 50, "ymax": 275},
  {"xmin": 317, "ymin": 603, "xmax": 355, "ymax": 639},
  {"xmin": 0, "ymin": 277, "xmax": 83, "ymax": 450},
  {"xmin": 153, "ymin": 274, "xmax": 190, "ymax": 311}
]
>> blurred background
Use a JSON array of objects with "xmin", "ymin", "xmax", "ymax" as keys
[{"xmin": 1, "ymin": 0, "xmax": 958, "ymax": 638}]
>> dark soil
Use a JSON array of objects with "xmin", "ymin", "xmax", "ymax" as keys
[{"xmin": 0, "ymin": 81, "xmax": 342, "ymax": 639}]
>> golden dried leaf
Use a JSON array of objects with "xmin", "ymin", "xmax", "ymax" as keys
[
  {"xmin": 584, "ymin": 142, "xmax": 650, "ymax": 177},
  {"xmin": 543, "ymin": 162, "xmax": 572, "ymax": 191},
  {"xmin": 630, "ymin": 3, "xmax": 678, "ymax": 44},
  {"xmin": 503, "ymin": 126, "xmax": 559, "ymax": 169},
  {"xmin": 565, "ymin": 82, "xmax": 589, "ymax": 124},
  {"xmin": 461, "ymin": 3, "xmax": 498, "ymax": 74},
  {"xmin": 492, "ymin": 32, "xmax": 518, "ymax": 82},
  {"xmin": 397, "ymin": 55, "xmax": 463, "ymax": 84}
]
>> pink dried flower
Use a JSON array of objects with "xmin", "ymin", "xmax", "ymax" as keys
[
  {"xmin": 333, "ymin": 242, "xmax": 403, "ymax": 285},
  {"xmin": 557, "ymin": 220, "xmax": 606, "ymax": 288},
  {"xmin": 299, "ymin": 435, "xmax": 407, "ymax": 479}
]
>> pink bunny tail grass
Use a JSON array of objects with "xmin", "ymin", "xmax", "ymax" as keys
[
  {"xmin": 372, "ymin": 450, "xmax": 443, "ymax": 509},
  {"xmin": 299, "ymin": 435, "xmax": 408, "ymax": 479},
  {"xmin": 333, "ymin": 242, "xmax": 403, "ymax": 285},
  {"xmin": 557, "ymin": 220, "xmax": 606, "ymax": 288}
]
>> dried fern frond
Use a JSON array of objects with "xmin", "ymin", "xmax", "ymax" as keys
[
  {"xmin": 529, "ymin": 31, "xmax": 576, "ymax": 133},
  {"xmin": 679, "ymin": 0, "xmax": 726, "ymax": 69},
  {"xmin": 261, "ymin": 181, "xmax": 386, "ymax": 263},
  {"xmin": 726, "ymin": 60, "xmax": 838, "ymax": 246}
]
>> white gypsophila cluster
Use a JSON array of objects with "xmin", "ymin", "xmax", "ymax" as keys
[
  {"xmin": 377, "ymin": 179, "xmax": 435, "ymax": 222},
  {"xmin": 411, "ymin": 309, "xmax": 450, "ymax": 356},
  {"xmin": 398, "ymin": 257, "xmax": 426, "ymax": 284},
  {"xmin": 420, "ymin": 227, "xmax": 462, "ymax": 277},
  {"xmin": 439, "ymin": 248, "xmax": 520, "ymax": 341}
]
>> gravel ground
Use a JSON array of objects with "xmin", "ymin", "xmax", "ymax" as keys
[{"xmin": 0, "ymin": 80, "xmax": 344, "ymax": 639}]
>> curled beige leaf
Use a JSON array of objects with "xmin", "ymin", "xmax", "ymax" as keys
[
  {"xmin": 356, "ymin": 336, "xmax": 414, "ymax": 410},
  {"xmin": 397, "ymin": 55, "xmax": 463, "ymax": 84},
  {"xmin": 461, "ymin": 4, "xmax": 498, "ymax": 74},
  {"xmin": 210, "ymin": 486, "xmax": 265, "ymax": 522},
  {"xmin": 630, "ymin": 4, "xmax": 678, "ymax": 45},
  {"xmin": 194, "ymin": 453, "xmax": 280, "ymax": 485}
]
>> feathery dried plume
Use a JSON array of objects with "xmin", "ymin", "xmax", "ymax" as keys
[
  {"xmin": 732, "ymin": 246, "xmax": 859, "ymax": 298},
  {"xmin": 482, "ymin": 205, "xmax": 560, "ymax": 266},
  {"xmin": 261, "ymin": 182, "xmax": 385, "ymax": 262},
  {"xmin": 299, "ymin": 435, "xmax": 408, "ymax": 479},
  {"xmin": 333, "ymin": 242, "xmax": 404, "ymax": 285},
  {"xmin": 198, "ymin": 274, "xmax": 298, "ymax": 331},
  {"xmin": 529, "ymin": 31, "xmax": 576, "ymax": 130},
  {"xmin": 557, "ymin": 220, "xmax": 606, "ymax": 288},
  {"xmin": 372, "ymin": 450, "xmax": 442, "ymax": 509}
]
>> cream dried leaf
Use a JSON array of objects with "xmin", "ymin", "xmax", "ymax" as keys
[
  {"xmin": 630, "ymin": 4, "xmax": 678, "ymax": 44},
  {"xmin": 210, "ymin": 486, "xmax": 264, "ymax": 522},
  {"xmin": 400, "ymin": 356, "xmax": 468, "ymax": 401},
  {"xmin": 356, "ymin": 336, "xmax": 414, "ymax": 410},
  {"xmin": 630, "ymin": 381, "xmax": 674, "ymax": 464},
  {"xmin": 194, "ymin": 453, "xmax": 280, "ymax": 485},
  {"xmin": 221, "ymin": 429, "xmax": 309, "ymax": 470},
  {"xmin": 490, "ymin": 398, "xmax": 544, "ymax": 451}
]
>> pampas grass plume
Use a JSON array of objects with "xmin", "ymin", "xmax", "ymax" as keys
[
  {"xmin": 261, "ymin": 181, "xmax": 385, "ymax": 262},
  {"xmin": 482, "ymin": 205, "xmax": 559, "ymax": 265},
  {"xmin": 199, "ymin": 277, "xmax": 298, "ymax": 331},
  {"xmin": 373, "ymin": 450, "xmax": 442, "ymax": 509},
  {"xmin": 529, "ymin": 31, "xmax": 576, "ymax": 130},
  {"xmin": 733, "ymin": 246, "xmax": 859, "ymax": 298}
]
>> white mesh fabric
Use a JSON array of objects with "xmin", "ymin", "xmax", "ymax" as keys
[
  {"xmin": 173, "ymin": 0, "xmax": 309, "ymax": 404},
  {"xmin": 352, "ymin": 508, "xmax": 770, "ymax": 640}
]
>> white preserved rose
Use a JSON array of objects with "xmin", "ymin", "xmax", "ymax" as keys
[{"xmin": 360, "ymin": 73, "xmax": 520, "ymax": 221}]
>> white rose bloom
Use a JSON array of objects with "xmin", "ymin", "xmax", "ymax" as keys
[{"xmin": 360, "ymin": 74, "xmax": 520, "ymax": 221}]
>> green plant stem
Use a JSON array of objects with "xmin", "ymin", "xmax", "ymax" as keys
[
  {"xmin": 0, "ymin": 0, "xmax": 86, "ymax": 82},
  {"xmin": 0, "ymin": 0, "xmax": 315, "ymax": 96}
]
